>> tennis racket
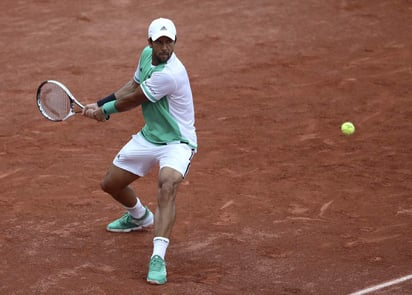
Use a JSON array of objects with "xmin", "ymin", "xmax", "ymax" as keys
[{"xmin": 36, "ymin": 80, "xmax": 84, "ymax": 122}]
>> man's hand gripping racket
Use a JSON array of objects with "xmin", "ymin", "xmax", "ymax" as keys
[{"xmin": 36, "ymin": 80, "xmax": 107, "ymax": 122}]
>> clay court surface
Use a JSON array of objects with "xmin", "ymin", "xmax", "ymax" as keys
[{"xmin": 1, "ymin": 0, "xmax": 412, "ymax": 294}]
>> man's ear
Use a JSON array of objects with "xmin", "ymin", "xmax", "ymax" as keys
[{"xmin": 148, "ymin": 38, "xmax": 153, "ymax": 48}]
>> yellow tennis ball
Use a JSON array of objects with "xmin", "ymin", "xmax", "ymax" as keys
[{"xmin": 341, "ymin": 122, "xmax": 355, "ymax": 135}]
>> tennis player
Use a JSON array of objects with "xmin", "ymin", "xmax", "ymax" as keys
[{"xmin": 82, "ymin": 18, "xmax": 197, "ymax": 285}]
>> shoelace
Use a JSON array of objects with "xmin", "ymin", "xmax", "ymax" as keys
[
  {"xmin": 120, "ymin": 213, "xmax": 132, "ymax": 225},
  {"xmin": 120, "ymin": 211, "xmax": 148, "ymax": 225},
  {"xmin": 150, "ymin": 257, "xmax": 164, "ymax": 271}
]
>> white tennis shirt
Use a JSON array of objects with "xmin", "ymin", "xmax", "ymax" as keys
[{"xmin": 134, "ymin": 46, "xmax": 197, "ymax": 149}]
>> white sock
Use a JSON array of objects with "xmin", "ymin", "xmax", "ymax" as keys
[
  {"xmin": 126, "ymin": 198, "xmax": 146, "ymax": 219},
  {"xmin": 152, "ymin": 237, "xmax": 169, "ymax": 260}
]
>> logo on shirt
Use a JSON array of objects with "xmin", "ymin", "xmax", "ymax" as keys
[{"xmin": 144, "ymin": 81, "xmax": 158, "ymax": 95}]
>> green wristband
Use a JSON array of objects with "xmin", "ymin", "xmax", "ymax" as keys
[{"xmin": 102, "ymin": 100, "xmax": 118, "ymax": 116}]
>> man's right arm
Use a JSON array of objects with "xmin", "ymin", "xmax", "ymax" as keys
[
  {"xmin": 113, "ymin": 80, "xmax": 148, "ymax": 112},
  {"xmin": 83, "ymin": 79, "xmax": 149, "ymax": 121}
]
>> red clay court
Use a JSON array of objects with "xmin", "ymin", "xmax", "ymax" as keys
[{"xmin": 1, "ymin": 0, "xmax": 411, "ymax": 294}]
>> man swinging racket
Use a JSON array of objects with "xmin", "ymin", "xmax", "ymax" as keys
[{"xmin": 82, "ymin": 17, "xmax": 197, "ymax": 285}]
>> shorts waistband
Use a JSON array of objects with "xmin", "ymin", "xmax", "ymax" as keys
[{"xmin": 160, "ymin": 140, "xmax": 188, "ymax": 145}]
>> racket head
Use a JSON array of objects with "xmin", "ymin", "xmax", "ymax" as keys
[{"xmin": 36, "ymin": 80, "xmax": 82, "ymax": 122}]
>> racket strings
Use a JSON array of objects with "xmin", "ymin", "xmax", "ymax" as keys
[{"xmin": 38, "ymin": 83, "xmax": 72, "ymax": 120}]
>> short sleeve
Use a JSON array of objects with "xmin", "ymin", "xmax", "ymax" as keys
[
  {"xmin": 133, "ymin": 61, "xmax": 141, "ymax": 84},
  {"xmin": 140, "ymin": 70, "xmax": 176, "ymax": 102}
]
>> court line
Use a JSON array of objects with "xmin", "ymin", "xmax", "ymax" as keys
[
  {"xmin": 348, "ymin": 274, "xmax": 412, "ymax": 295},
  {"xmin": 0, "ymin": 168, "xmax": 22, "ymax": 180}
]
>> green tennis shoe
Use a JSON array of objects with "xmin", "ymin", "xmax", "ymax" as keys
[
  {"xmin": 106, "ymin": 207, "xmax": 154, "ymax": 232},
  {"xmin": 147, "ymin": 255, "xmax": 167, "ymax": 285}
]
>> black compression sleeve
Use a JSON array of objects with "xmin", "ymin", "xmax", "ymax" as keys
[{"xmin": 97, "ymin": 93, "xmax": 116, "ymax": 107}]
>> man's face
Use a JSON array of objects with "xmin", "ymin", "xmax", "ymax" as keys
[{"xmin": 150, "ymin": 36, "xmax": 175, "ymax": 65}]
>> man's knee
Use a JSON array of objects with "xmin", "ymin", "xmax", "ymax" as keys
[
  {"xmin": 159, "ymin": 180, "xmax": 176, "ymax": 195},
  {"xmin": 158, "ymin": 178, "xmax": 180, "ymax": 204},
  {"xmin": 100, "ymin": 175, "xmax": 118, "ymax": 195},
  {"xmin": 100, "ymin": 178, "xmax": 110, "ymax": 194}
]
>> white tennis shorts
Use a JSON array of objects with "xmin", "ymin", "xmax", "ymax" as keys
[{"xmin": 113, "ymin": 132, "xmax": 196, "ymax": 178}]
